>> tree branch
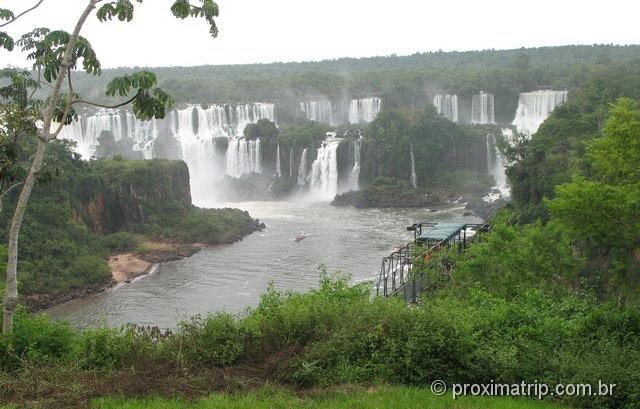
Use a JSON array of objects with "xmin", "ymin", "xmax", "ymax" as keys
[
  {"xmin": 0, "ymin": 182, "xmax": 24, "ymax": 214},
  {"xmin": 71, "ymin": 90, "xmax": 141, "ymax": 110},
  {"xmin": 0, "ymin": 0, "xmax": 46, "ymax": 28},
  {"xmin": 40, "ymin": 0, "xmax": 99, "ymax": 142}
]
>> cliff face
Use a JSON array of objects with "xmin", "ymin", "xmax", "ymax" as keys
[{"xmin": 76, "ymin": 159, "xmax": 192, "ymax": 234}]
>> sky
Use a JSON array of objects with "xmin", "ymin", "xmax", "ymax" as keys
[{"xmin": 1, "ymin": 0, "xmax": 639, "ymax": 69}]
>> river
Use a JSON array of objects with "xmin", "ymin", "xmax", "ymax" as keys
[{"xmin": 45, "ymin": 201, "xmax": 480, "ymax": 328}]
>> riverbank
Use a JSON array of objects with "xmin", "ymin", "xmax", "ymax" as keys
[{"xmin": 26, "ymin": 220, "xmax": 266, "ymax": 312}]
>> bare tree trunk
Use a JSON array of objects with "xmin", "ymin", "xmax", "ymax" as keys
[
  {"xmin": 2, "ymin": 139, "xmax": 46, "ymax": 333},
  {"xmin": 2, "ymin": 0, "xmax": 98, "ymax": 334}
]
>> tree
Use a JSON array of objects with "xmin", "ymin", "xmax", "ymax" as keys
[
  {"xmin": 548, "ymin": 98, "xmax": 640, "ymax": 303},
  {"xmin": 0, "ymin": 0, "xmax": 220, "ymax": 333}
]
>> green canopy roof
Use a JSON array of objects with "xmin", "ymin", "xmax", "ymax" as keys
[{"xmin": 418, "ymin": 223, "xmax": 465, "ymax": 242}]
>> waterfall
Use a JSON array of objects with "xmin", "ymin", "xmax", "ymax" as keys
[
  {"xmin": 289, "ymin": 147, "xmax": 294, "ymax": 178},
  {"xmin": 297, "ymin": 148, "xmax": 309, "ymax": 185},
  {"xmin": 483, "ymin": 131, "xmax": 511, "ymax": 202},
  {"xmin": 225, "ymin": 138, "xmax": 262, "ymax": 178},
  {"xmin": 348, "ymin": 97, "xmax": 382, "ymax": 124},
  {"xmin": 347, "ymin": 138, "xmax": 362, "ymax": 191},
  {"xmin": 433, "ymin": 94, "xmax": 459, "ymax": 122},
  {"xmin": 512, "ymin": 90, "xmax": 568, "ymax": 135},
  {"xmin": 275, "ymin": 144, "xmax": 282, "ymax": 178},
  {"xmin": 300, "ymin": 101, "xmax": 334, "ymax": 125},
  {"xmin": 409, "ymin": 141, "xmax": 417, "ymax": 189},
  {"xmin": 57, "ymin": 109, "xmax": 131, "ymax": 159},
  {"xmin": 309, "ymin": 137, "xmax": 341, "ymax": 200},
  {"xmin": 471, "ymin": 91, "xmax": 495, "ymax": 124}
]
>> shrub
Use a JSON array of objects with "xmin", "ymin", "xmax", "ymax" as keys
[
  {"xmin": 68, "ymin": 255, "xmax": 111, "ymax": 284},
  {"xmin": 100, "ymin": 232, "xmax": 139, "ymax": 253},
  {"xmin": 75, "ymin": 326, "xmax": 155, "ymax": 370},
  {"xmin": 0, "ymin": 313, "xmax": 76, "ymax": 371},
  {"xmin": 174, "ymin": 313, "xmax": 249, "ymax": 366}
]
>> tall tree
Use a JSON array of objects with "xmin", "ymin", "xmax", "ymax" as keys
[{"xmin": 0, "ymin": 0, "xmax": 220, "ymax": 333}]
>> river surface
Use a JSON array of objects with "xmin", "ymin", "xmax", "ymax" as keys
[{"xmin": 46, "ymin": 201, "xmax": 479, "ymax": 328}]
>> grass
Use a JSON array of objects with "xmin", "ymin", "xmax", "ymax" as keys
[{"xmin": 90, "ymin": 386, "xmax": 567, "ymax": 409}]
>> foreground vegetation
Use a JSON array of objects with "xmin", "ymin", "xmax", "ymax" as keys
[{"xmin": 91, "ymin": 386, "xmax": 566, "ymax": 409}]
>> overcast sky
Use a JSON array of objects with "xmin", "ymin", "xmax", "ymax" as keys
[{"xmin": 2, "ymin": 0, "xmax": 639, "ymax": 69}]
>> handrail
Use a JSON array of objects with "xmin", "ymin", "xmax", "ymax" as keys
[{"xmin": 376, "ymin": 222, "xmax": 491, "ymax": 302}]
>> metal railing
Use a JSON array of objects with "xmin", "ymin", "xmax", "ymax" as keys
[{"xmin": 375, "ymin": 223, "xmax": 491, "ymax": 303}]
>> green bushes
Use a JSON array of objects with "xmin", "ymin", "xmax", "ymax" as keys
[
  {"xmin": 99, "ymin": 232, "xmax": 140, "ymax": 253},
  {"xmin": 1, "ymin": 272, "xmax": 640, "ymax": 408},
  {"xmin": 174, "ymin": 313, "xmax": 249, "ymax": 366}
]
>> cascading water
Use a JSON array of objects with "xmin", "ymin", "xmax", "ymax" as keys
[
  {"xmin": 225, "ymin": 138, "xmax": 262, "ymax": 178},
  {"xmin": 471, "ymin": 91, "xmax": 495, "ymax": 124},
  {"xmin": 433, "ymin": 94, "xmax": 459, "ymax": 122},
  {"xmin": 297, "ymin": 148, "xmax": 308, "ymax": 186},
  {"xmin": 512, "ymin": 90, "xmax": 568, "ymax": 135},
  {"xmin": 57, "ymin": 109, "xmax": 130, "ymax": 159},
  {"xmin": 289, "ymin": 147, "xmax": 294, "ymax": 178},
  {"xmin": 300, "ymin": 101, "xmax": 334, "ymax": 125},
  {"xmin": 348, "ymin": 97, "xmax": 382, "ymax": 124},
  {"xmin": 275, "ymin": 144, "xmax": 282, "ymax": 178},
  {"xmin": 409, "ymin": 141, "xmax": 418, "ymax": 189},
  {"xmin": 309, "ymin": 136, "xmax": 341, "ymax": 200},
  {"xmin": 58, "ymin": 103, "xmax": 276, "ymax": 203},
  {"xmin": 483, "ymin": 131, "xmax": 511, "ymax": 202},
  {"xmin": 347, "ymin": 137, "xmax": 362, "ymax": 191}
]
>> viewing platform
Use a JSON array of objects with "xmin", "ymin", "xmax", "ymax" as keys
[{"xmin": 376, "ymin": 222, "xmax": 490, "ymax": 303}]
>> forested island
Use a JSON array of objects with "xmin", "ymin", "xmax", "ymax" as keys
[{"xmin": 1, "ymin": 1, "xmax": 640, "ymax": 407}]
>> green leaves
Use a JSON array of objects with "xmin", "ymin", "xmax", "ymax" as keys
[
  {"xmin": 587, "ymin": 98, "xmax": 640, "ymax": 186},
  {"xmin": 96, "ymin": 0, "xmax": 138, "ymax": 23},
  {"xmin": 0, "ymin": 32, "xmax": 14, "ymax": 51},
  {"xmin": 0, "ymin": 69, "xmax": 39, "ymax": 108},
  {"xmin": 0, "ymin": 8, "xmax": 15, "ymax": 22},
  {"xmin": 106, "ymin": 71, "xmax": 157, "ymax": 97},
  {"xmin": 171, "ymin": 0, "xmax": 219, "ymax": 37},
  {"xmin": 17, "ymin": 29, "xmax": 101, "ymax": 81},
  {"xmin": 106, "ymin": 71, "xmax": 174, "ymax": 120}
]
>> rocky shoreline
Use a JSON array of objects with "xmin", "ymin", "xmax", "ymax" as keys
[{"xmin": 26, "ymin": 219, "xmax": 266, "ymax": 312}]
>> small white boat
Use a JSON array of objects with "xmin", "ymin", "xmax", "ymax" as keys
[{"xmin": 294, "ymin": 231, "xmax": 307, "ymax": 242}]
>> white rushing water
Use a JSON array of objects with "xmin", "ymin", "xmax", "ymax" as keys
[
  {"xmin": 483, "ymin": 130, "xmax": 511, "ymax": 202},
  {"xmin": 275, "ymin": 144, "xmax": 282, "ymax": 178},
  {"xmin": 349, "ymin": 97, "xmax": 382, "ymax": 124},
  {"xmin": 225, "ymin": 138, "xmax": 262, "ymax": 178},
  {"xmin": 309, "ymin": 136, "xmax": 341, "ymax": 200},
  {"xmin": 512, "ymin": 90, "xmax": 568, "ymax": 135},
  {"xmin": 297, "ymin": 148, "xmax": 309, "ymax": 186},
  {"xmin": 347, "ymin": 137, "xmax": 362, "ymax": 191},
  {"xmin": 433, "ymin": 94, "xmax": 459, "ymax": 122},
  {"xmin": 300, "ymin": 100, "xmax": 334, "ymax": 125},
  {"xmin": 409, "ymin": 141, "xmax": 418, "ymax": 188},
  {"xmin": 57, "ymin": 103, "xmax": 276, "ymax": 203},
  {"xmin": 289, "ymin": 147, "xmax": 294, "ymax": 178},
  {"xmin": 471, "ymin": 91, "xmax": 495, "ymax": 124}
]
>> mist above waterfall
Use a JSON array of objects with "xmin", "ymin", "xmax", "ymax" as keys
[
  {"xmin": 471, "ymin": 92, "xmax": 495, "ymax": 124},
  {"xmin": 433, "ymin": 94, "xmax": 459, "ymax": 122},
  {"xmin": 512, "ymin": 90, "xmax": 568, "ymax": 135},
  {"xmin": 349, "ymin": 97, "xmax": 382, "ymax": 124},
  {"xmin": 300, "ymin": 100, "xmax": 335, "ymax": 125}
]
